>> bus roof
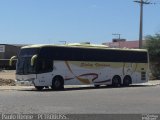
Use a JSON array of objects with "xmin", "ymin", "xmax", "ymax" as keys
[{"xmin": 21, "ymin": 44, "xmax": 147, "ymax": 52}]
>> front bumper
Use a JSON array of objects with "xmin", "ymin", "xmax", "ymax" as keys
[{"xmin": 15, "ymin": 79, "xmax": 34, "ymax": 86}]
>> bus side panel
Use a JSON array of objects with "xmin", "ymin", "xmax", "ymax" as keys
[
  {"xmin": 52, "ymin": 61, "xmax": 149, "ymax": 86},
  {"xmin": 35, "ymin": 72, "xmax": 53, "ymax": 86},
  {"xmin": 31, "ymin": 61, "xmax": 149, "ymax": 87}
]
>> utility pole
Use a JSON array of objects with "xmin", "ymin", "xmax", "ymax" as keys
[
  {"xmin": 112, "ymin": 33, "xmax": 121, "ymax": 48},
  {"xmin": 112, "ymin": 33, "xmax": 121, "ymax": 40},
  {"xmin": 134, "ymin": 0, "xmax": 151, "ymax": 49},
  {"xmin": 59, "ymin": 41, "xmax": 67, "ymax": 44}
]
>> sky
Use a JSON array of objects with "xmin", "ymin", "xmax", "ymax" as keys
[{"xmin": 0, "ymin": 0, "xmax": 160, "ymax": 45}]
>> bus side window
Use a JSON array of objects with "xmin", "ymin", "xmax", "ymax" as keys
[{"xmin": 39, "ymin": 59, "xmax": 53, "ymax": 73}]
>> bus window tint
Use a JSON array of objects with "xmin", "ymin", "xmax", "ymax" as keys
[
  {"xmin": 19, "ymin": 48, "xmax": 39, "ymax": 57},
  {"xmin": 38, "ymin": 59, "xmax": 53, "ymax": 73}
]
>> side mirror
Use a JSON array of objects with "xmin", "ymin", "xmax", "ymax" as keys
[
  {"xmin": 9, "ymin": 56, "xmax": 17, "ymax": 66},
  {"xmin": 31, "ymin": 55, "xmax": 37, "ymax": 66}
]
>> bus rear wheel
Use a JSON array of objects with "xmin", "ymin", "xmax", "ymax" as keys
[
  {"xmin": 35, "ymin": 86, "xmax": 44, "ymax": 91},
  {"xmin": 112, "ymin": 76, "xmax": 121, "ymax": 87},
  {"xmin": 51, "ymin": 76, "xmax": 64, "ymax": 90},
  {"xmin": 123, "ymin": 76, "xmax": 132, "ymax": 87}
]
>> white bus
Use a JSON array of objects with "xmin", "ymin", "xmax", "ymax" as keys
[{"xmin": 13, "ymin": 44, "xmax": 149, "ymax": 90}]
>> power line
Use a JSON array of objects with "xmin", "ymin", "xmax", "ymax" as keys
[
  {"xmin": 134, "ymin": 0, "xmax": 159, "ymax": 4},
  {"xmin": 134, "ymin": 0, "xmax": 150, "ymax": 4}
]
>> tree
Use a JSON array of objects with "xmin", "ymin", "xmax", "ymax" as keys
[{"xmin": 145, "ymin": 33, "xmax": 160, "ymax": 78}]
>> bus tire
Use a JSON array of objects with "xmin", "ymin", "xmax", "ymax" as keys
[
  {"xmin": 35, "ymin": 86, "xmax": 44, "ymax": 91},
  {"xmin": 112, "ymin": 76, "xmax": 121, "ymax": 87},
  {"xmin": 123, "ymin": 75, "xmax": 132, "ymax": 87},
  {"xmin": 94, "ymin": 85, "xmax": 100, "ymax": 88},
  {"xmin": 51, "ymin": 76, "xmax": 64, "ymax": 90}
]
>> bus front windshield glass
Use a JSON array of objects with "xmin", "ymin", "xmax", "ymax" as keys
[{"xmin": 16, "ymin": 48, "xmax": 39, "ymax": 75}]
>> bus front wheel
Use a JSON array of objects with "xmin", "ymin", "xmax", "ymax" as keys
[
  {"xmin": 35, "ymin": 86, "xmax": 44, "ymax": 91},
  {"xmin": 51, "ymin": 76, "xmax": 64, "ymax": 90},
  {"xmin": 94, "ymin": 85, "xmax": 100, "ymax": 88}
]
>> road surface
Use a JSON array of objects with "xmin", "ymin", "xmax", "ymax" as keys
[{"xmin": 0, "ymin": 85, "xmax": 160, "ymax": 114}]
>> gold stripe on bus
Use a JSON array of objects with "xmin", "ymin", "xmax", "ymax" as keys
[{"xmin": 65, "ymin": 61, "xmax": 91, "ymax": 84}]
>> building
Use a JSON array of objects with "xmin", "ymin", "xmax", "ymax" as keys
[
  {"xmin": 0, "ymin": 44, "xmax": 26, "ymax": 69},
  {"xmin": 102, "ymin": 39, "xmax": 146, "ymax": 49},
  {"xmin": 0, "ymin": 44, "xmax": 21, "ymax": 59}
]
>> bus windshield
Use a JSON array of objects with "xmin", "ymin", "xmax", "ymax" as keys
[
  {"xmin": 19, "ymin": 48, "xmax": 39, "ymax": 57},
  {"xmin": 16, "ymin": 48, "xmax": 39, "ymax": 75}
]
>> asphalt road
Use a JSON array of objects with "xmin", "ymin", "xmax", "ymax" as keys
[{"xmin": 0, "ymin": 85, "xmax": 160, "ymax": 114}]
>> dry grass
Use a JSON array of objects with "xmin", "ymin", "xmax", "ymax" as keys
[{"xmin": 0, "ymin": 70, "xmax": 16, "ymax": 86}]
